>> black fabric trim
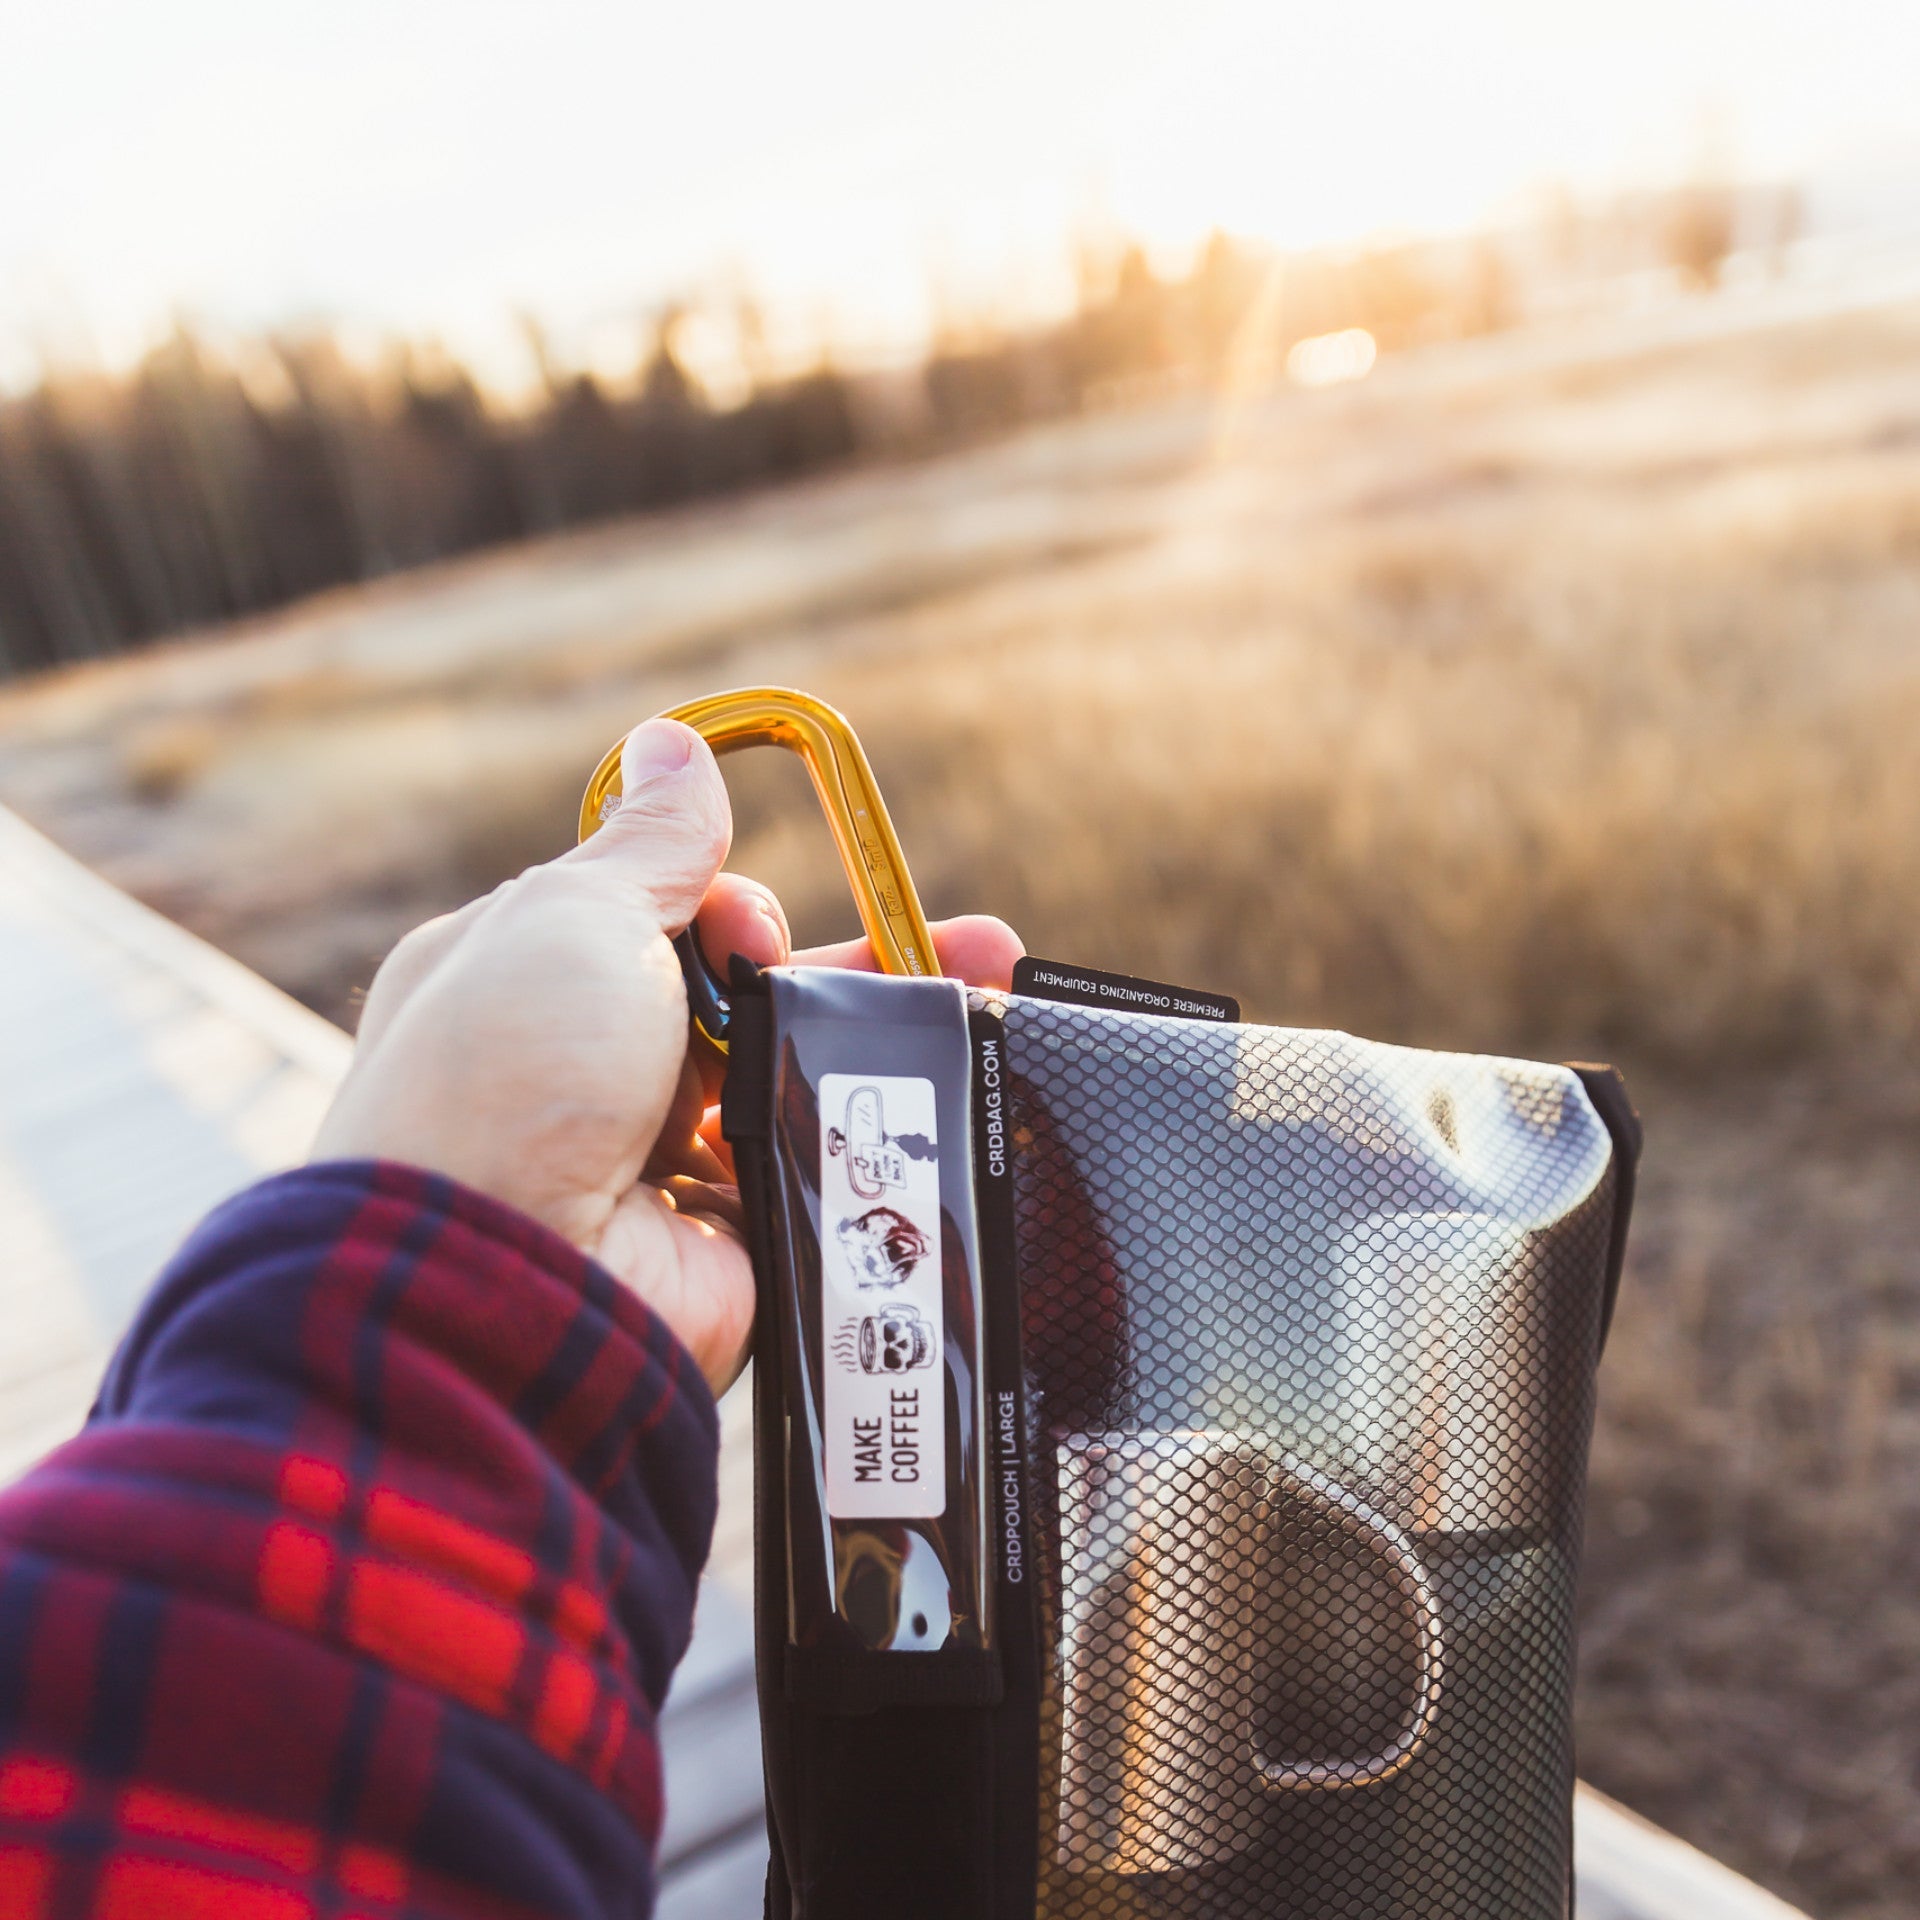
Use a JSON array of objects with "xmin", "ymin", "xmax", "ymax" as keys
[
  {"xmin": 789, "ymin": 1707, "xmax": 996, "ymax": 1917},
  {"xmin": 1568, "ymin": 1063, "xmax": 1642, "ymax": 1357},
  {"xmin": 717, "ymin": 970, "xmax": 796, "ymax": 1919},
  {"xmin": 785, "ymin": 1644, "xmax": 1003, "ymax": 1710},
  {"xmin": 720, "ymin": 971, "xmax": 772, "ymax": 1144},
  {"xmin": 726, "ymin": 971, "xmax": 1016, "ymax": 1919},
  {"xmin": 971, "ymin": 1001, "xmax": 1044, "ymax": 1920}
]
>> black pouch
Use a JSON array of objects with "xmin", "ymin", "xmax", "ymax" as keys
[{"xmin": 578, "ymin": 691, "xmax": 1640, "ymax": 1920}]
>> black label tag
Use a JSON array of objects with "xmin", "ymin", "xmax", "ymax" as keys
[
  {"xmin": 968, "ymin": 1003, "xmax": 1042, "ymax": 1916},
  {"xmin": 1012, "ymin": 956, "xmax": 1240, "ymax": 1024}
]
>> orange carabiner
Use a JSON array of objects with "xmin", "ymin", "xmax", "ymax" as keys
[{"xmin": 578, "ymin": 687, "xmax": 936, "ymax": 1052}]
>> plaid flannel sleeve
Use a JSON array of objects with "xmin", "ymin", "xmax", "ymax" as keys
[{"xmin": 0, "ymin": 1159, "xmax": 722, "ymax": 1920}]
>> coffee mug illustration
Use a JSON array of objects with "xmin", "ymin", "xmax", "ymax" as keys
[
  {"xmin": 864, "ymin": 1303, "xmax": 936, "ymax": 1373},
  {"xmin": 831, "ymin": 1304, "xmax": 938, "ymax": 1374}
]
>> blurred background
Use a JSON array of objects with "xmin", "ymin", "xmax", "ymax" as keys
[{"xmin": 4, "ymin": 3, "xmax": 1920, "ymax": 1912}]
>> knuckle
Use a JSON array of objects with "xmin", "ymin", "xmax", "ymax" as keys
[
  {"xmin": 604, "ymin": 779, "xmax": 730, "ymax": 873},
  {"xmin": 380, "ymin": 913, "xmax": 454, "ymax": 979}
]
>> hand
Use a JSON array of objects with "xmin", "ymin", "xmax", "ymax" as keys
[{"xmin": 312, "ymin": 717, "xmax": 1022, "ymax": 1396}]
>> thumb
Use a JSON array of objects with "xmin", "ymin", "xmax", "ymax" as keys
[{"xmin": 570, "ymin": 718, "xmax": 733, "ymax": 929}]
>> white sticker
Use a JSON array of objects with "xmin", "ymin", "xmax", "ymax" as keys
[{"xmin": 820, "ymin": 1073, "xmax": 945, "ymax": 1518}]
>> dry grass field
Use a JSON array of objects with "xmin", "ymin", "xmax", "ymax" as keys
[{"xmin": 5, "ymin": 296, "xmax": 1920, "ymax": 1917}]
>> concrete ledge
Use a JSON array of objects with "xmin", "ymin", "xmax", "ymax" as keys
[
  {"xmin": 0, "ymin": 807, "xmax": 350, "ymax": 1084},
  {"xmin": 1576, "ymin": 1786, "xmax": 1809, "ymax": 1920}
]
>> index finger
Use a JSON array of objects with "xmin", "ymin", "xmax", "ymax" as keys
[
  {"xmin": 792, "ymin": 914, "xmax": 1024, "ymax": 992},
  {"xmin": 688, "ymin": 910, "xmax": 1025, "ymax": 1172}
]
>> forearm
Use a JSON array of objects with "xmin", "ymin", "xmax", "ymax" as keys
[{"xmin": 0, "ymin": 1161, "xmax": 719, "ymax": 1919}]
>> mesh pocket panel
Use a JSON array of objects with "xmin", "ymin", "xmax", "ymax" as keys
[{"xmin": 1000, "ymin": 1000, "xmax": 1616, "ymax": 1920}]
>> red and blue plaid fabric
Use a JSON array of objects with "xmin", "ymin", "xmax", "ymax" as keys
[{"xmin": 0, "ymin": 1160, "xmax": 720, "ymax": 1918}]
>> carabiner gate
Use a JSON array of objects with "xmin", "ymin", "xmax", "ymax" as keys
[{"xmin": 577, "ymin": 687, "xmax": 936, "ymax": 1053}]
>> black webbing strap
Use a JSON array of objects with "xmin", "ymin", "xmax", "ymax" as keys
[
  {"xmin": 971, "ymin": 1003, "xmax": 1044, "ymax": 1920},
  {"xmin": 721, "ymin": 976, "xmax": 1041, "ymax": 1920},
  {"xmin": 1567, "ymin": 1063, "xmax": 1642, "ymax": 1355}
]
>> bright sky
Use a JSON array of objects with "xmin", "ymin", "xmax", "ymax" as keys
[{"xmin": 3, "ymin": 0, "xmax": 1918, "ymax": 385}]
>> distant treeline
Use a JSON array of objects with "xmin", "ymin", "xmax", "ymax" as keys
[{"xmin": 0, "ymin": 188, "xmax": 1781, "ymax": 678}]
